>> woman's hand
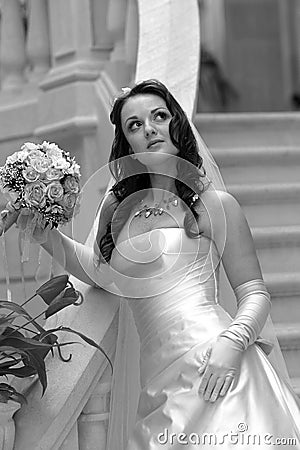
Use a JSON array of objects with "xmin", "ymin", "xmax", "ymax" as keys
[
  {"xmin": 0, "ymin": 202, "xmax": 21, "ymax": 236},
  {"xmin": 198, "ymin": 336, "xmax": 243, "ymax": 402}
]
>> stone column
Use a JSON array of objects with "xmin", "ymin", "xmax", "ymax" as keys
[
  {"xmin": 26, "ymin": 0, "xmax": 51, "ymax": 82},
  {"xmin": 125, "ymin": 0, "xmax": 139, "ymax": 83},
  {"xmin": 106, "ymin": 0, "xmax": 131, "ymax": 86},
  {"xmin": 292, "ymin": 0, "xmax": 300, "ymax": 100},
  {"xmin": 199, "ymin": 0, "xmax": 226, "ymax": 67},
  {"xmin": 0, "ymin": 0, "xmax": 27, "ymax": 91}
]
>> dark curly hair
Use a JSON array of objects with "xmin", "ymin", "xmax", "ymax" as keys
[{"xmin": 98, "ymin": 79, "xmax": 209, "ymax": 263}]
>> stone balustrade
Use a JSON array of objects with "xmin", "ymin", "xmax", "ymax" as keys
[{"xmin": 0, "ymin": 0, "xmax": 138, "ymax": 96}]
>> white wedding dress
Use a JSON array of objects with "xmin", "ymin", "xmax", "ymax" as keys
[{"xmin": 106, "ymin": 226, "xmax": 300, "ymax": 449}]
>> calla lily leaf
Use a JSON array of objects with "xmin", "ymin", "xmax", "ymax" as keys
[
  {"xmin": 0, "ymin": 384, "xmax": 27, "ymax": 405},
  {"xmin": 0, "ymin": 336, "xmax": 53, "ymax": 351},
  {"xmin": 0, "ymin": 366, "xmax": 36, "ymax": 378},
  {"xmin": 0, "ymin": 301, "xmax": 33, "ymax": 320},
  {"xmin": 56, "ymin": 326, "xmax": 113, "ymax": 372}
]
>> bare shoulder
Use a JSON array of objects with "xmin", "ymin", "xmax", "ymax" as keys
[
  {"xmin": 197, "ymin": 189, "xmax": 262, "ymax": 288},
  {"xmin": 195, "ymin": 189, "xmax": 239, "ymax": 237},
  {"xmin": 199, "ymin": 189, "xmax": 239, "ymax": 210}
]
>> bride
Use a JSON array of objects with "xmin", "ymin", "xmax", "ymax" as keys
[{"xmin": 1, "ymin": 79, "xmax": 300, "ymax": 449}]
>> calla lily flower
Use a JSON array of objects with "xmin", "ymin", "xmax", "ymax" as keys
[{"xmin": 36, "ymin": 274, "xmax": 69, "ymax": 304}]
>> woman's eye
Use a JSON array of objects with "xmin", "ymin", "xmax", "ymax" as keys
[
  {"xmin": 154, "ymin": 111, "xmax": 169, "ymax": 121},
  {"xmin": 128, "ymin": 121, "xmax": 142, "ymax": 132}
]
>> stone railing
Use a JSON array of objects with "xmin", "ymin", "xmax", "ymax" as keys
[
  {"xmin": 0, "ymin": 0, "xmax": 50, "ymax": 92},
  {"xmin": 0, "ymin": 0, "xmax": 201, "ymax": 448},
  {"xmin": 13, "ymin": 280, "xmax": 120, "ymax": 450}
]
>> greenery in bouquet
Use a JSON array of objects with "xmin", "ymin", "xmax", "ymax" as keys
[
  {"xmin": 0, "ymin": 275, "xmax": 112, "ymax": 405},
  {"xmin": 0, "ymin": 141, "xmax": 81, "ymax": 229}
]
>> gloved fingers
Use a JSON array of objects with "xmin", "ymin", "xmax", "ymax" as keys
[
  {"xmin": 208, "ymin": 377, "xmax": 226, "ymax": 402},
  {"xmin": 6, "ymin": 201, "xmax": 20, "ymax": 212},
  {"xmin": 203, "ymin": 374, "xmax": 219, "ymax": 401},
  {"xmin": 219, "ymin": 372, "xmax": 235, "ymax": 397},
  {"xmin": 198, "ymin": 368, "xmax": 213, "ymax": 396}
]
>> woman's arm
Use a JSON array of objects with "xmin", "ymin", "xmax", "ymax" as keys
[
  {"xmin": 41, "ymin": 228, "xmax": 100, "ymax": 286},
  {"xmin": 0, "ymin": 190, "xmax": 117, "ymax": 288},
  {"xmin": 41, "ymin": 189, "xmax": 118, "ymax": 287},
  {"xmin": 196, "ymin": 190, "xmax": 271, "ymax": 401}
]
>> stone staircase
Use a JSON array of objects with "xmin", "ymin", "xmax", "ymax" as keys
[{"xmin": 195, "ymin": 112, "xmax": 300, "ymax": 396}]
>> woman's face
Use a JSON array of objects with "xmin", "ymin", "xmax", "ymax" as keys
[{"xmin": 121, "ymin": 94, "xmax": 179, "ymax": 168}]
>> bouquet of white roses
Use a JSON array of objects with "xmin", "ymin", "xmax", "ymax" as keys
[{"xmin": 0, "ymin": 141, "xmax": 81, "ymax": 235}]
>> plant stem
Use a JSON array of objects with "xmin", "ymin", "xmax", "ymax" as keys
[
  {"xmin": 5, "ymin": 293, "xmax": 37, "ymax": 321},
  {"xmin": 20, "ymin": 293, "xmax": 37, "ymax": 308},
  {"xmin": 13, "ymin": 311, "xmax": 45, "ymax": 334}
]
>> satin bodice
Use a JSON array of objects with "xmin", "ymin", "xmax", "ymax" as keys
[
  {"xmin": 110, "ymin": 228, "xmax": 233, "ymax": 386},
  {"xmin": 110, "ymin": 227, "xmax": 221, "ymax": 299}
]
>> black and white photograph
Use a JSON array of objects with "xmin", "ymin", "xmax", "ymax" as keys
[{"xmin": 0, "ymin": 1, "xmax": 299, "ymax": 449}]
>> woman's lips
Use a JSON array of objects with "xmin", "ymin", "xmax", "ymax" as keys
[{"xmin": 147, "ymin": 140, "xmax": 164, "ymax": 149}]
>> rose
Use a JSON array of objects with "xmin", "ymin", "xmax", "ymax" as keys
[
  {"xmin": 27, "ymin": 149, "xmax": 45, "ymax": 162},
  {"xmin": 17, "ymin": 149, "xmax": 30, "ymax": 162},
  {"xmin": 53, "ymin": 158, "xmax": 70, "ymax": 170},
  {"xmin": 59, "ymin": 192, "xmax": 77, "ymax": 215},
  {"xmin": 46, "ymin": 181, "xmax": 64, "ymax": 202},
  {"xmin": 6, "ymin": 150, "xmax": 28, "ymax": 164},
  {"xmin": 6, "ymin": 153, "xmax": 18, "ymax": 164},
  {"xmin": 22, "ymin": 167, "xmax": 40, "ymax": 183},
  {"xmin": 67, "ymin": 162, "xmax": 81, "ymax": 176},
  {"xmin": 24, "ymin": 181, "xmax": 47, "ymax": 208},
  {"xmin": 30, "ymin": 157, "xmax": 52, "ymax": 173},
  {"xmin": 44, "ymin": 143, "xmax": 63, "ymax": 161},
  {"xmin": 45, "ymin": 168, "xmax": 64, "ymax": 181},
  {"xmin": 21, "ymin": 142, "xmax": 38, "ymax": 152},
  {"xmin": 63, "ymin": 176, "xmax": 80, "ymax": 194}
]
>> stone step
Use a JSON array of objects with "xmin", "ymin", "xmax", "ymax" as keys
[
  {"xmin": 275, "ymin": 323, "xmax": 300, "ymax": 378},
  {"xmin": 252, "ymin": 225, "xmax": 300, "ymax": 247},
  {"xmin": 266, "ymin": 273, "xmax": 300, "ymax": 323},
  {"xmin": 212, "ymin": 146, "xmax": 300, "ymax": 184},
  {"xmin": 252, "ymin": 226, "xmax": 300, "ymax": 274},
  {"xmin": 195, "ymin": 112, "xmax": 300, "ymax": 148},
  {"xmin": 227, "ymin": 183, "xmax": 300, "ymax": 227}
]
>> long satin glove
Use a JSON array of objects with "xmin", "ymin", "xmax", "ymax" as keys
[
  {"xmin": 39, "ymin": 227, "xmax": 114, "ymax": 289},
  {"xmin": 198, "ymin": 279, "xmax": 271, "ymax": 402}
]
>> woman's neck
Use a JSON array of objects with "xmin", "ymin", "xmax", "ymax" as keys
[{"xmin": 147, "ymin": 173, "xmax": 177, "ymax": 203}]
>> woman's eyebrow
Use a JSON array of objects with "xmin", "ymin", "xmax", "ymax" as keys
[
  {"xmin": 125, "ymin": 107, "xmax": 167, "ymax": 125},
  {"xmin": 125, "ymin": 115, "xmax": 138, "ymax": 124}
]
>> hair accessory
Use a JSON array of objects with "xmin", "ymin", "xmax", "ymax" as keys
[
  {"xmin": 121, "ymin": 87, "xmax": 132, "ymax": 95},
  {"xmin": 192, "ymin": 193, "xmax": 200, "ymax": 204}
]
